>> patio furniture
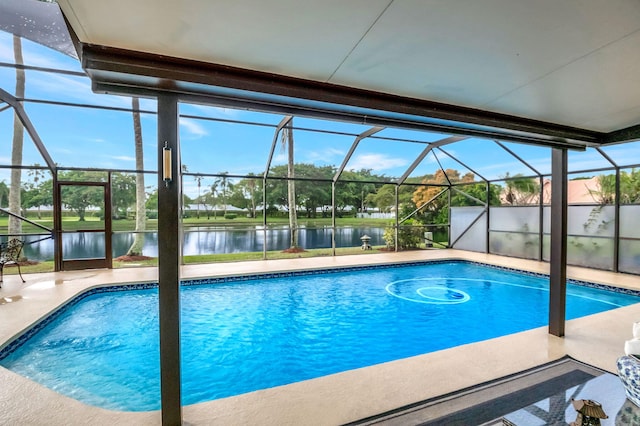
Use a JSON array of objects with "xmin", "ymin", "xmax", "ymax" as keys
[{"xmin": 0, "ymin": 239, "xmax": 25, "ymax": 287}]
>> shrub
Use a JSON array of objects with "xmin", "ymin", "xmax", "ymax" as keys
[
  {"xmin": 224, "ymin": 213, "xmax": 237, "ymax": 220},
  {"xmin": 383, "ymin": 219, "xmax": 423, "ymax": 249}
]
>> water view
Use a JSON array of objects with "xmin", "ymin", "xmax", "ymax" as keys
[{"xmin": 18, "ymin": 226, "xmax": 387, "ymax": 261}]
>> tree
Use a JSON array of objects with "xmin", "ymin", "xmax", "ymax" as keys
[
  {"xmin": 212, "ymin": 172, "xmax": 234, "ymax": 216},
  {"xmin": 231, "ymin": 174, "xmax": 262, "ymax": 218},
  {"xmin": 182, "ymin": 193, "xmax": 194, "ymax": 209},
  {"xmin": 290, "ymin": 164, "xmax": 332, "ymax": 218},
  {"xmin": 209, "ymin": 180, "xmax": 219, "ymax": 219},
  {"xmin": 127, "ymin": 97, "xmax": 146, "ymax": 256},
  {"xmin": 194, "ymin": 174, "xmax": 204, "ymax": 219},
  {"xmin": 58, "ymin": 171, "xmax": 104, "ymax": 221},
  {"xmin": 266, "ymin": 164, "xmax": 332, "ymax": 218},
  {"xmin": 591, "ymin": 169, "xmax": 640, "ymax": 205},
  {"xmin": 62, "ymin": 185, "xmax": 103, "ymax": 221},
  {"xmin": 9, "ymin": 35, "xmax": 25, "ymax": 240},
  {"xmin": 0, "ymin": 181, "xmax": 10, "ymax": 208},
  {"xmin": 411, "ymin": 169, "xmax": 476, "ymax": 224},
  {"xmin": 27, "ymin": 165, "xmax": 49, "ymax": 218},
  {"xmin": 145, "ymin": 188, "xmax": 158, "ymax": 212},
  {"xmin": 366, "ymin": 184, "xmax": 396, "ymax": 212},
  {"xmin": 621, "ymin": 169, "xmax": 640, "ymax": 204},
  {"xmin": 21, "ymin": 178, "xmax": 53, "ymax": 219},
  {"xmin": 111, "ymin": 173, "xmax": 136, "ymax": 219},
  {"xmin": 589, "ymin": 174, "xmax": 615, "ymax": 204},
  {"xmin": 452, "ymin": 181, "xmax": 502, "ymax": 207},
  {"xmin": 502, "ymin": 172, "xmax": 540, "ymax": 205},
  {"xmin": 340, "ymin": 169, "xmax": 378, "ymax": 213},
  {"xmin": 244, "ymin": 174, "xmax": 260, "ymax": 218}
]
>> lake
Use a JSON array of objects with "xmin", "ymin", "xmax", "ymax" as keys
[{"xmin": 17, "ymin": 226, "xmax": 387, "ymax": 261}]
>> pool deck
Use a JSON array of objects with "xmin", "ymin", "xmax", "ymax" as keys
[{"xmin": 1, "ymin": 249, "xmax": 639, "ymax": 425}]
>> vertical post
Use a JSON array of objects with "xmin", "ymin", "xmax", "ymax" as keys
[
  {"xmin": 53, "ymin": 172, "xmax": 62, "ymax": 271},
  {"xmin": 263, "ymin": 176, "xmax": 267, "ymax": 260},
  {"xmin": 447, "ymin": 186, "xmax": 452, "ymax": 248},
  {"xmin": 105, "ymin": 174, "xmax": 113, "ymax": 268},
  {"xmin": 486, "ymin": 181, "xmax": 490, "ymax": 253},
  {"xmin": 394, "ymin": 185, "xmax": 399, "ymax": 252},
  {"xmin": 614, "ymin": 167, "xmax": 620, "ymax": 272},
  {"xmin": 157, "ymin": 94, "xmax": 182, "ymax": 425},
  {"xmin": 538, "ymin": 175, "xmax": 544, "ymax": 261},
  {"xmin": 331, "ymin": 181, "xmax": 336, "ymax": 256},
  {"xmin": 549, "ymin": 148, "xmax": 568, "ymax": 337}
]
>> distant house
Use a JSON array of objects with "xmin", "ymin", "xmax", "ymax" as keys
[
  {"xmin": 500, "ymin": 177, "xmax": 602, "ymax": 205},
  {"xmin": 184, "ymin": 204, "xmax": 244, "ymax": 212},
  {"xmin": 557, "ymin": 177, "xmax": 601, "ymax": 204}
]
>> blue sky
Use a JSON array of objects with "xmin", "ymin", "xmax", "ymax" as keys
[{"xmin": 2, "ymin": 30, "xmax": 640, "ymax": 198}]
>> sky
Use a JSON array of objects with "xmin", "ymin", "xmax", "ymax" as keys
[{"xmin": 2, "ymin": 30, "xmax": 640, "ymax": 198}]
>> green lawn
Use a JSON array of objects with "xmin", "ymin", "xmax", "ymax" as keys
[
  {"xmin": 3, "ymin": 245, "xmax": 395, "ymax": 277},
  {"xmin": 0, "ymin": 215, "xmax": 389, "ymax": 233},
  {"xmin": 0, "ymin": 214, "xmax": 414, "ymax": 278}
]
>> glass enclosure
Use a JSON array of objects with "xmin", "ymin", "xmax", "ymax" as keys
[{"xmin": 1, "ymin": 30, "xmax": 640, "ymax": 275}]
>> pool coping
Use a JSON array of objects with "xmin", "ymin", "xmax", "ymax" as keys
[{"xmin": 0, "ymin": 249, "xmax": 638, "ymax": 425}]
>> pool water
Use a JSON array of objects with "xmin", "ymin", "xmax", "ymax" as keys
[{"xmin": 1, "ymin": 261, "xmax": 638, "ymax": 411}]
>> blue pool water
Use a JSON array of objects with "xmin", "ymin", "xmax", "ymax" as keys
[{"xmin": 1, "ymin": 260, "xmax": 638, "ymax": 411}]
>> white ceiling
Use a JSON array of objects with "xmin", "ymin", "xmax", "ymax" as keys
[{"xmin": 59, "ymin": 0, "xmax": 640, "ymax": 133}]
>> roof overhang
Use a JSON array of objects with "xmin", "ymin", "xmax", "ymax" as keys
[{"xmin": 81, "ymin": 43, "xmax": 604, "ymax": 150}]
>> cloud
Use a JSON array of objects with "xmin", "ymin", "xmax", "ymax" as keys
[
  {"xmin": 111, "ymin": 155, "xmax": 135, "ymax": 162},
  {"xmin": 182, "ymin": 180, "xmax": 198, "ymax": 195},
  {"xmin": 472, "ymin": 159, "xmax": 535, "ymax": 174},
  {"xmin": 305, "ymin": 147, "xmax": 345, "ymax": 163},
  {"xmin": 0, "ymin": 31, "xmax": 79, "ymax": 69},
  {"xmin": 600, "ymin": 144, "xmax": 640, "ymax": 167},
  {"xmin": 180, "ymin": 118, "xmax": 208, "ymax": 138},
  {"xmin": 0, "ymin": 42, "xmax": 13, "ymax": 62},
  {"xmin": 188, "ymin": 104, "xmax": 240, "ymax": 118},
  {"xmin": 29, "ymin": 73, "xmax": 132, "ymax": 109},
  {"xmin": 566, "ymin": 158, "xmax": 610, "ymax": 173},
  {"xmin": 273, "ymin": 152, "xmax": 287, "ymax": 164},
  {"xmin": 348, "ymin": 153, "xmax": 408, "ymax": 171},
  {"xmin": 53, "ymin": 147, "xmax": 73, "ymax": 154}
]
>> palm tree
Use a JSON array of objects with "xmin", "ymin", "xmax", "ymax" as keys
[
  {"xmin": 214, "ymin": 172, "xmax": 232, "ymax": 216},
  {"xmin": 210, "ymin": 181, "xmax": 219, "ymax": 219},
  {"xmin": 247, "ymin": 176, "xmax": 257, "ymax": 218},
  {"xmin": 194, "ymin": 174, "xmax": 203, "ymax": 219},
  {"xmin": 27, "ymin": 164, "xmax": 46, "ymax": 219},
  {"xmin": 9, "ymin": 35, "xmax": 25, "ymax": 242},
  {"xmin": 126, "ymin": 97, "xmax": 146, "ymax": 256},
  {"xmin": 281, "ymin": 120, "xmax": 298, "ymax": 248},
  {"xmin": 502, "ymin": 172, "xmax": 540, "ymax": 205},
  {"xmin": 0, "ymin": 181, "xmax": 8, "ymax": 208}
]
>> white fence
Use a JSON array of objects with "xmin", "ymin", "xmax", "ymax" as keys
[
  {"xmin": 356, "ymin": 212, "xmax": 394, "ymax": 219},
  {"xmin": 451, "ymin": 204, "xmax": 640, "ymax": 274}
]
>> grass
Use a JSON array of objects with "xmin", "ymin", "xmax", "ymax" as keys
[
  {"xmin": 0, "ymin": 215, "xmax": 390, "ymax": 233},
  {"xmin": 2, "ymin": 245, "xmax": 395, "ymax": 277},
  {"xmin": 3, "ymin": 261, "xmax": 55, "ymax": 275},
  {"xmin": 0, "ymin": 213, "xmax": 432, "ymax": 278}
]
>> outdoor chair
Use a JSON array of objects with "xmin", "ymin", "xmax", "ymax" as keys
[{"xmin": 0, "ymin": 239, "xmax": 26, "ymax": 287}]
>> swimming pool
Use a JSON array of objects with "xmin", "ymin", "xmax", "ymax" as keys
[{"xmin": 1, "ymin": 260, "xmax": 638, "ymax": 411}]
